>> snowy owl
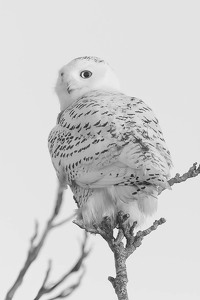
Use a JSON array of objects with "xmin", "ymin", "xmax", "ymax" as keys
[{"xmin": 48, "ymin": 56, "xmax": 172, "ymax": 228}]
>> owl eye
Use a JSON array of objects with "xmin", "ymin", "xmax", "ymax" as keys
[{"xmin": 80, "ymin": 70, "xmax": 92, "ymax": 79}]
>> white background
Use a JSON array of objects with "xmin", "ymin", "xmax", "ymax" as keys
[{"xmin": 0, "ymin": 1, "xmax": 200, "ymax": 299}]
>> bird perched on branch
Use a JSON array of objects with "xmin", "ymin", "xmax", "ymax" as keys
[{"xmin": 48, "ymin": 56, "xmax": 172, "ymax": 228}]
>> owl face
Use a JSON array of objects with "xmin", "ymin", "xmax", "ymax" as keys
[{"xmin": 55, "ymin": 56, "xmax": 120, "ymax": 110}]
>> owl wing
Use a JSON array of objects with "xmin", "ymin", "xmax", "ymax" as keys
[{"xmin": 48, "ymin": 90, "xmax": 172, "ymax": 189}]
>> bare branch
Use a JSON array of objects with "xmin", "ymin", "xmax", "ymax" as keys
[
  {"xmin": 39, "ymin": 260, "xmax": 52, "ymax": 291},
  {"xmin": 52, "ymin": 215, "xmax": 74, "ymax": 228},
  {"xmin": 4, "ymin": 182, "xmax": 69, "ymax": 300},
  {"xmin": 168, "ymin": 162, "xmax": 200, "ymax": 187},
  {"xmin": 6, "ymin": 162, "xmax": 199, "ymax": 300},
  {"xmin": 33, "ymin": 232, "xmax": 89, "ymax": 300},
  {"xmin": 47, "ymin": 267, "xmax": 86, "ymax": 300},
  {"xmin": 136, "ymin": 218, "xmax": 166, "ymax": 238},
  {"xmin": 30, "ymin": 220, "xmax": 39, "ymax": 247},
  {"xmin": 73, "ymin": 163, "xmax": 200, "ymax": 299},
  {"xmin": 159, "ymin": 162, "xmax": 200, "ymax": 195},
  {"xmin": 74, "ymin": 213, "xmax": 165, "ymax": 300}
]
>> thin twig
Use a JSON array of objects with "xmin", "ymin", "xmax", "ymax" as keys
[
  {"xmin": 5, "ymin": 182, "xmax": 67, "ymax": 300},
  {"xmin": 159, "ymin": 162, "xmax": 200, "ymax": 194},
  {"xmin": 52, "ymin": 215, "xmax": 74, "ymax": 228},
  {"xmin": 47, "ymin": 267, "xmax": 86, "ymax": 300},
  {"xmin": 169, "ymin": 162, "xmax": 200, "ymax": 186},
  {"xmin": 40, "ymin": 260, "xmax": 52, "ymax": 289},
  {"xmin": 30, "ymin": 221, "xmax": 39, "ymax": 246},
  {"xmin": 33, "ymin": 232, "xmax": 89, "ymax": 300},
  {"xmin": 74, "ymin": 214, "xmax": 165, "ymax": 300}
]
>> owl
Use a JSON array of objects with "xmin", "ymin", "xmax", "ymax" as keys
[{"xmin": 48, "ymin": 56, "xmax": 172, "ymax": 228}]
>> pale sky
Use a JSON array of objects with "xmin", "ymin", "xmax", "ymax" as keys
[{"xmin": 0, "ymin": 1, "xmax": 200, "ymax": 299}]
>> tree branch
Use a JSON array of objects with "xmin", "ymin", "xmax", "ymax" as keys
[
  {"xmin": 158, "ymin": 162, "xmax": 200, "ymax": 194},
  {"xmin": 74, "ymin": 214, "xmax": 165, "ymax": 300},
  {"xmin": 47, "ymin": 268, "xmax": 86, "ymax": 300},
  {"xmin": 33, "ymin": 232, "xmax": 89, "ymax": 300},
  {"xmin": 168, "ymin": 162, "xmax": 200, "ymax": 186},
  {"xmin": 74, "ymin": 162, "xmax": 200, "ymax": 300},
  {"xmin": 4, "ymin": 180, "xmax": 70, "ymax": 300}
]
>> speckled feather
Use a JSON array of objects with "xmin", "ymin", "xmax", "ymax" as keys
[{"xmin": 49, "ymin": 89, "xmax": 172, "ymax": 226}]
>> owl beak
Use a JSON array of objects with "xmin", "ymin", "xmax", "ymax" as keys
[
  {"xmin": 67, "ymin": 86, "xmax": 72, "ymax": 94},
  {"xmin": 66, "ymin": 82, "xmax": 74, "ymax": 94}
]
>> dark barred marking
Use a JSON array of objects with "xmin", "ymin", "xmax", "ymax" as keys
[
  {"xmin": 91, "ymin": 110, "xmax": 99, "ymax": 115},
  {"xmin": 84, "ymin": 110, "xmax": 92, "ymax": 116},
  {"xmin": 93, "ymin": 120, "xmax": 101, "ymax": 126},
  {"xmin": 75, "ymin": 56, "xmax": 105, "ymax": 63}
]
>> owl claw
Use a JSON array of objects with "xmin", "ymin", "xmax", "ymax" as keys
[
  {"xmin": 100, "ymin": 216, "xmax": 113, "ymax": 231},
  {"xmin": 117, "ymin": 211, "xmax": 130, "ymax": 225}
]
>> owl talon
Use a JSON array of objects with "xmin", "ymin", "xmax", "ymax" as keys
[{"xmin": 117, "ymin": 211, "xmax": 130, "ymax": 226}]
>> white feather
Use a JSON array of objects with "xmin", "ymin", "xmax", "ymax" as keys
[{"xmin": 76, "ymin": 185, "xmax": 158, "ymax": 227}]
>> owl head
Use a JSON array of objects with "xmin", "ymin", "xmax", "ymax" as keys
[{"xmin": 55, "ymin": 56, "xmax": 120, "ymax": 111}]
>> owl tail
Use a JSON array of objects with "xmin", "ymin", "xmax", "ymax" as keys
[
  {"xmin": 76, "ymin": 188, "xmax": 117, "ymax": 227},
  {"xmin": 107, "ymin": 185, "xmax": 158, "ymax": 226},
  {"xmin": 76, "ymin": 184, "xmax": 158, "ymax": 228}
]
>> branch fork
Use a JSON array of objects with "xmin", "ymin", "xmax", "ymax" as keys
[
  {"xmin": 73, "ymin": 162, "xmax": 200, "ymax": 299},
  {"xmin": 74, "ymin": 212, "xmax": 166, "ymax": 300},
  {"xmin": 5, "ymin": 163, "xmax": 200, "ymax": 300}
]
